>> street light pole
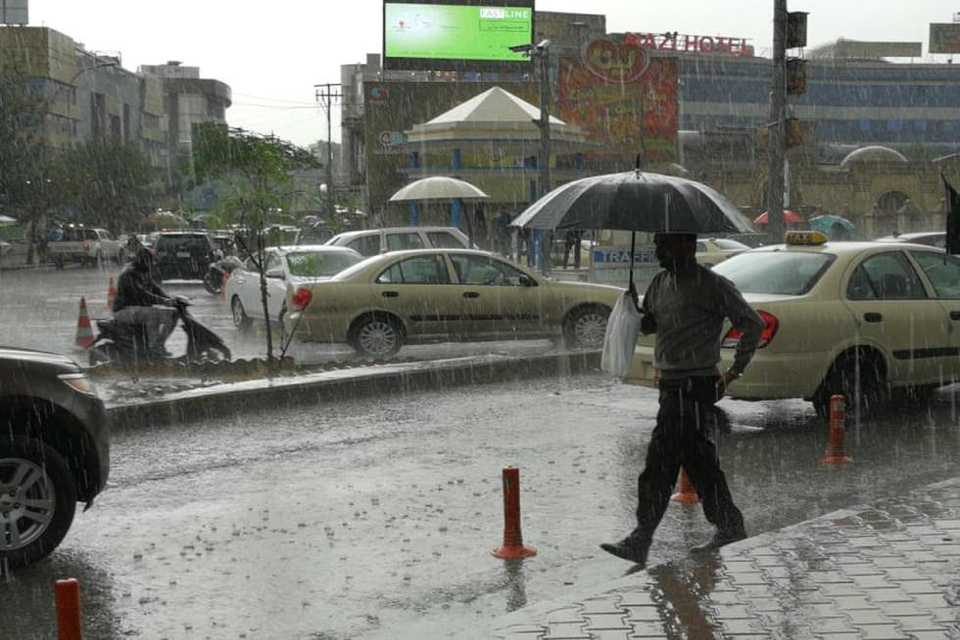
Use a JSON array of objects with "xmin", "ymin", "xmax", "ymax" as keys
[{"xmin": 765, "ymin": 0, "xmax": 787, "ymax": 244}]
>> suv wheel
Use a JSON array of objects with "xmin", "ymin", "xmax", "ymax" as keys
[{"xmin": 0, "ymin": 437, "xmax": 77, "ymax": 569}]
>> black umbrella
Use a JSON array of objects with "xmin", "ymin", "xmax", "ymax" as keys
[
  {"xmin": 510, "ymin": 170, "xmax": 752, "ymax": 234},
  {"xmin": 510, "ymin": 168, "xmax": 753, "ymax": 288}
]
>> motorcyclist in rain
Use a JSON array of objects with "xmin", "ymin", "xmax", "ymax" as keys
[{"xmin": 112, "ymin": 247, "xmax": 178, "ymax": 357}]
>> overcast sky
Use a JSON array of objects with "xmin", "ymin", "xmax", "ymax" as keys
[{"xmin": 28, "ymin": 0, "xmax": 956, "ymax": 147}]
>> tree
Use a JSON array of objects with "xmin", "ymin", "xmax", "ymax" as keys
[
  {"xmin": 60, "ymin": 139, "xmax": 158, "ymax": 233},
  {"xmin": 192, "ymin": 123, "xmax": 320, "ymax": 363}
]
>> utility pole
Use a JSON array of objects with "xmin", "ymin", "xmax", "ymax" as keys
[
  {"xmin": 536, "ymin": 43, "xmax": 551, "ymax": 199},
  {"xmin": 314, "ymin": 83, "xmax": 342, "ymax": 223},
  {"xmin": 766, "ymin": 0, "xmax": 787, "ymax": 245}
]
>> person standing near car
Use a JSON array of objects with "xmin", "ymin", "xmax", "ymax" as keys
[{"xmin": 600, "ymin": 232, "xmax": 764, "ymax": 566}]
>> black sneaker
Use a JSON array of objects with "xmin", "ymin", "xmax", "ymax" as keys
[
  {"xmin": 600, "ymin": 537, "xmax": 651, "ymax": 565},
  {"xmin": 690, "ymin": 527, "xmax": 747, "ymax": 554}
]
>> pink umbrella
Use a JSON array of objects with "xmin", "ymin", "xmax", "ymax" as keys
[{"xmin": 754, "ymin": 210, "xmax": 803, "ymax": 225}]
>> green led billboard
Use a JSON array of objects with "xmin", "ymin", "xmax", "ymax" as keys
[{"xmin": 384, "ymin": 3, "xmax": 533, "ymax": 63}]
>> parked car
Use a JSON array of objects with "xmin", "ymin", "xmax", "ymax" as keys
[
  {"xmin": 47, "ymin": 226, "xmax": 125, "ymax": 268},
  {"xmin": 696, "ymin": 237, "xmax": 751, "ymax": 268},
  {"xmin": 629, "ymin": 231, "xmax": 960, "ymax": 416},
  {"xmin": 286, "ymin": 249, "xmax": 622, "ymax": 358},
  {"xmin": 875, "ymin": 231, "xmax": 946, "ymax": 249},
  {"xmin": 0, "ymin": 347, "xmax": 110, "ymax": 568},
  {"xmin": 153, "ymin": 231, "xmax": 218, "ymax": 281},
  {"xmin": 325, "ymin": 226, "xmax": 474, "ymax": 257},
  {"xmin": 226, "ymin": 245, "xmax": 363, "ymax": 329}
]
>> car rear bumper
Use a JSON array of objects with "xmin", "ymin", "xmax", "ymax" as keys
[{"xmin": 626, "ymin": 345, "xmax": 827, "ymax": 400}]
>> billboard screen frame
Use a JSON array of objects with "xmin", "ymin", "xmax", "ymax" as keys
[
  {"xmin": 930, "ymin": 23, "xmax": 960, "ymax": 54},
  {"xmin": 382, "ymin": 0, "xmax": 536, "ymax": 72}
]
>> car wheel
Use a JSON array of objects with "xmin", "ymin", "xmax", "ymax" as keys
[
  {"xmin": 563, "ymin": 305, "xmax": 611, "ymax": 350},
  {"xmin": 350, "ymin": 314, "xmax": 403, "ymax": 358},
  {"xmin": 813, "ymin": 351, "xmax": 888, "ymax": 419},
  {"xmin": 0, "ymin": 437, "xmax": 77, "ymax": 569},
  {"xmin": 231, "ymin": 296, "xmax": 251, "ymax": 330}
]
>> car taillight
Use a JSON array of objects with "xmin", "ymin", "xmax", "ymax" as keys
[
  {"xmin": 722, "ymin": 310, "xmax": 779, "ymax": 349},
  {"xmin": 292, "ymin": 287, "xmax": 312, "ymax": 310}
]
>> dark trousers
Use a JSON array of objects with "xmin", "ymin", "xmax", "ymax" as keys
[{"xmin": 631, "ymin": 376, "xmax": 744, "ymax": 543}]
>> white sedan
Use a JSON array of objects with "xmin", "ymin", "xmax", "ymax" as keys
[
  {"xmin": 629, "ymin": 231, "xmax": 960, "ymax": 416},
  {"xmin": 226, "ymin": 245, "xmax": 363, "ymax": 329}
]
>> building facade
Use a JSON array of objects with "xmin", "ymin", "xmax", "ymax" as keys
[{"xmin": 0, "ymin": 26, "xmax": 230, "ymax": 186}]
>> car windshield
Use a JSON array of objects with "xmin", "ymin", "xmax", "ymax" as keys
[
  {"xmin": 712, "ymin": 251, "xmax": 835, "ymax": 295},
  {"xmin": 285, "ymin": 251, "xmax": 362, "ymax": 277}
]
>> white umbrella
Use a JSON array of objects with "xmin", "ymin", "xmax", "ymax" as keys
[
  {"xmin": 389, "ymin": 176, "xmax": 489, "ymax": 202},
  {"xmin": 0, "ymin": 214, "xmax": 17, "ymax": 225}
]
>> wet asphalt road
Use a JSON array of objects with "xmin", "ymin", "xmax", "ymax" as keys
[
  {"xmin": 4, "ymin": 373, "xmax": 960, "ymax": 639},
  {"xmin": 0, "ymin": 264, "xmax": 559, "ymax": 364}
]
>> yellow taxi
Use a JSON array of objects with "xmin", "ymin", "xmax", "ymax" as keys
[
  {"xmin": 286, "ymin": 249, "xmax": 623, "ymax": 358},
  {"xmin": 628, "ymin": 231, "xmax": 960, "ymax": 415}
]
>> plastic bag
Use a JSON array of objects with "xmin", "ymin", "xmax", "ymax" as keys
[{"xmin": 601, "ymin": 290, "xmax": 643, "ymax": 379}]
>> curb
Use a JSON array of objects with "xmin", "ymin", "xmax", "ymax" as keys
[{"xmin": 106, "ymin": 350, "xmax": 601, "ymax": 430}]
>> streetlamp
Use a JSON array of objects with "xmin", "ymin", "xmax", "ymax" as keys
[{"xmin": 510, "ymin": 39, "xmax": 552, "ymax": 272}]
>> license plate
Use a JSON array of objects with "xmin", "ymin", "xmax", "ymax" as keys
[{"xmin": 176, "ymin": 252, "xmax": 191, "ymax": 258}]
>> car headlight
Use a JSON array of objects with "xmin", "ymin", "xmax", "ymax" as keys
[{"xmin": 59, "ymin": 372, "xmax": 97, "ymax": 396}]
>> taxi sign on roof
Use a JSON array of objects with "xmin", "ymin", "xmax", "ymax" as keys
[{"xmin": 785, "ymin": 230, "xmax": 828, "ymax": 246}]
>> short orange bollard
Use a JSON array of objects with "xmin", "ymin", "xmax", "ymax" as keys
[
  {"xmin": 822, "ymin": 394, "xmax": 853, "ymax": 464},
  {"xmin": 55, "ymin": 578, "xmax": 82, "ymax": 640},
  {"xmin": 492, "ymin": 467, "xmax": 536, "ymax": 560},
  {"xmin": 671, "ymin": 467, "xmax": 700, "ymax": 504}
]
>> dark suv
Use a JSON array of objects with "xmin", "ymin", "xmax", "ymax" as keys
[
  {"xmin": 153, "ymin": 232, "xmax": 217, "ymax": 280},
  {"xmin": 0, "ymin": 347, "xmax": 110, "ymax": 568}
]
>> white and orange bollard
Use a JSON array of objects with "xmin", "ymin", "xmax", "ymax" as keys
[
  {"xmin": 492, "ymin": 467, "xmax": 537, "ymax": 560},
  {"xmin": 822, "ymin": 394, "xmax": 853, "ymax": 464}
]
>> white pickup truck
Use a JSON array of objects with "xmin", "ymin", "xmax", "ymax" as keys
[{"xmin": 47, "ymin": 227, "xmax": 125, "ymax": 268}]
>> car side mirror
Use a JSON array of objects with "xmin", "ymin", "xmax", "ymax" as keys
[
  {"xmin": 266, "ymin": 268, "xmax": 284, "ymax": 279},
  {"xmin": 519, "ymin": 274, "xmax": 536, "ymax": 287}
]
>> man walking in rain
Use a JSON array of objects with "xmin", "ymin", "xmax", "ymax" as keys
[{"xmin": 601, "ymin": 232, "xmax": 764, "ymax": 566}]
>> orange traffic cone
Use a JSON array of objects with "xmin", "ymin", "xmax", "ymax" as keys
[
  {"xmin": 671, "ymin": 467, "xmax": 700, "ymax": 504},
  {"xmin": 75, "ymin": 297, "xmax": 94, "ymax": 349},
  {"xmin": 106, "ymin": 276, "xmax": 117, "ymax": 310},
  {"xmin": 822, "ymin": 394, "xmax": 853, "ymax": 464}
]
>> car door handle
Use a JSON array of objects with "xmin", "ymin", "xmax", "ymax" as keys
[
  {"xmin": 864, "ymin": 312, "xmax": 883, "ymax": 323},
  {"xmin": 951, "ymin": 311, "xmax": 960, "ymax": 321},
  {"xmin": 382, "ymin": 291, "xmax": 399, "ymax": 298},
  {"xmin": 463, "ymin": 291, "xmax": 480, "ymax": 299}
]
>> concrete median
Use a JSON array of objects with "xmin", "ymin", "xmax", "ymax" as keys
[{"xmin": 106, "ymin": 350, "xmax": 601, "ymax": 430}]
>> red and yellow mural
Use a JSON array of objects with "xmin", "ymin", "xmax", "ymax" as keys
[{"xmin": 558, "ymin": 38, "xmax": 679, "ymax": 164}]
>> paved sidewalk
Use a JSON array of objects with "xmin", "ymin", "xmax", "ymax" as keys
[{"xmin": 495, "ymin": 478, "xmax": 960, "ymax": 640}]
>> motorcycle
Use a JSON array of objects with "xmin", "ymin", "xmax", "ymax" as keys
[
  {"xmin": 89, "ymin": 297, "xmax": 231, "ymax": 367},
  {"xmin": 203, "ymin": 252, "xmax": 244, "ymax": 295}
]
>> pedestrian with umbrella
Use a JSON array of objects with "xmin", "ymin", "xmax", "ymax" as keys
[{"xmin": 512, "ymin": 166, "xmax": 764, "ymax": 567}]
